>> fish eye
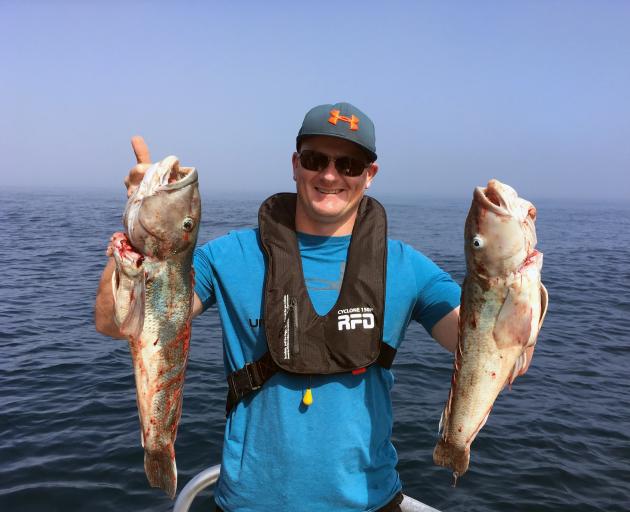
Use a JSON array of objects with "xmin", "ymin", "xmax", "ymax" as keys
[
  {"xmin": 472, "ymin": 236, "xmax": 484, "ymax": 249},
  {"xmin": 182, "ymin": 217, "xmax": 195, "ymax": 232}
]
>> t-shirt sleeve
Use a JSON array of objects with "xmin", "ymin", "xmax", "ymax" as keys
[
  {"xmin": 193, "ymin": 244, "xmax": 217, "ymax": 311},
  {"xmin": 409, "ymin": 248, "xmax": 461, "ymax": 334}
]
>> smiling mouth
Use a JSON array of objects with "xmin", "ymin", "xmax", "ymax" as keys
[{"xmin": 315, "ymin": 187, "xmax": 343, "ymax": 195}]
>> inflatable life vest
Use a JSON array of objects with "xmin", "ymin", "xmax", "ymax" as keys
[{"xmin": 225, "ymin": 193, "xmax": 396, "ymax": 414}]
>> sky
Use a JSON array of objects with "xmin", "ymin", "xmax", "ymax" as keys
[{"xmin": 2, "ymin": 1, "xmax": 629, "ymax": 200}]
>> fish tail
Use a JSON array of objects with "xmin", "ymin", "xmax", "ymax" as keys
[
  {"xmin": 433, "ymin": 439, "xmax": 470, "ymax": 476},
  {"xmin": 144, "ymin": 447, "xmax": 177, "ymax": 499}
]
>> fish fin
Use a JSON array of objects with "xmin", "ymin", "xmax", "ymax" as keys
[
  {"xmin": 119, "ymin": 277, "xmax": 145, "ymax": 340},
  {"xmin": 111, "ymin": 270, "xmax": 135, "ymax": 329},
  {"xmin": 438, "ymin": 371, "xmax": 457, "ymax": 437},
  {"xmin": 509, "ymin": 351, "xmax": 528, "ymax": 386},
  {"xmin": 437, "ymin": 313, "xmax": 464, "ymax": 438},
  {"xmin": 144, "ymin": 447, "xmax": 177, "ymax": 499},
  {"xmin": 110, "ymin": 233, "xmax": 145, "ymax": 337},
  {"xmin": 493, "ymin": 287, "xmax": 533, "ymax": 349},
  {"xmin": 538, "ymin": 284, "xmax": 549, "ymax": 331}
]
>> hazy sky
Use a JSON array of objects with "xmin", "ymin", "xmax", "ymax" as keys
[{"xmin": 2, "ymin": 1, "xmax": 629, "ymax": 199}]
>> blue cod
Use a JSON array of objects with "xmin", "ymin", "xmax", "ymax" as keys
[
  {"xmin": 110, "ymin": 156, "xmax": 200, "ymax": 498},
  {"xmin": 433, "ymin": 179, "xmax": 548, "ymax": 481}
]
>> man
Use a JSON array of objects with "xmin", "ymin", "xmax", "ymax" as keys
[{"xmin": 95, "ymin": 102, "xmax": 461, "ymax": 511}]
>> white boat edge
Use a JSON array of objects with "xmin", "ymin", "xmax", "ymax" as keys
[{"xmin": 172, "ymin": 465, "xmax": 442, "ymax": 512}]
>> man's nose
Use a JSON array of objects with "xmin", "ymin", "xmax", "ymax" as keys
[{"xmin": 320, "ymin": 158, "xmax": 339, "ymax": 179}]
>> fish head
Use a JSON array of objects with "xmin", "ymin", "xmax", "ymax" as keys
[
  {"xmin": 465, "ymin": 179, "xmax": 537, "ymax": 278},
  {"xmin": 123, "ymin": 156, "xmax": 201, "ymax": 259}
]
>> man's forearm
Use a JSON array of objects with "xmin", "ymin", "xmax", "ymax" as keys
[
  {"xmin": 431, "ymin": 306, "xmax": 460, "ymax": 353},
  {"xmin": 94, "ymin": 258, "xmax": 125, "ymax": 339}
]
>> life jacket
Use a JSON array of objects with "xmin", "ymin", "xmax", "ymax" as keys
[{"xmin": 225, "ymin": 193, "xmax": 396, "ymax": 414}]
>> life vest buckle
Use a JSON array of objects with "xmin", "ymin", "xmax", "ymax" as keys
[
  {"xmin": 247, "ymin": 363, "xmax": 263, "ymax": 391},
  {"xmin": 228, "ymin": 361, "xmax": 263, "ymax": 401}
]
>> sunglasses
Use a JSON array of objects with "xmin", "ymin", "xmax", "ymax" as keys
[{"xmin": 298, "ymin": 150, "xmax": 369, "ymax": 177}]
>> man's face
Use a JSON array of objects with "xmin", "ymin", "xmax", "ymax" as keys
[{"xmin": 292, "ymin": 136, "xmax": 378, "ymax": 235}]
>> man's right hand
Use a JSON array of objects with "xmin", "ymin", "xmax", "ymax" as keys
[
  {"xmin": 124, "ymin": 135, "xmax": 152, "ymax": 197},
  {"xmin": 95, "ymin": 136, "xmax": 152, "ymax": 338}
]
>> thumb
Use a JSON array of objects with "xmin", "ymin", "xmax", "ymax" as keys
[{"xmin": 131, "ymin": 135, "xmax": 151, "ymax": 164}]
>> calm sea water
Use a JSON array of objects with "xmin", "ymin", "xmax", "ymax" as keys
[{"xmin": 1, "ymin": 188, "xmax": 629, "ymax": 512}]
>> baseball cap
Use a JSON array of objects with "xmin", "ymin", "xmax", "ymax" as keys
[{"xmin": 296, "ymin": 102, "xmax": 377, "ymax": 162}]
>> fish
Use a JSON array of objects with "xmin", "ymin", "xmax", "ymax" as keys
[
  {"xmin": 110, "ymin": 155, "xmax": 201, "ymax": 498},
  {"xmin": 433, "ymin": 179, "xmax": 548, "ymax": 482}
]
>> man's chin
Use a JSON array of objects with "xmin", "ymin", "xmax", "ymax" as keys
[
  {"xmin": 312, "ymin": 191, "xmax": 347, "ymax": 204},
  {"xmin": 310, "ymin": 203, "xmax": 348, "ymax": 221},
  {"xmin": 310, "ymin": 192, "xmax": 348, "ymax": 210}
]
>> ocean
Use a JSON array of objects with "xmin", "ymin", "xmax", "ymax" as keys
[{"xmin": 1, "ymin": 188, "xmax": 629, "ymax": 512}]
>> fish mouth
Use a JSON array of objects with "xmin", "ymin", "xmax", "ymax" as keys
[
  {"xmin": 160, "ymin": 166, "xmax": 198, "ymax": 191},
  {"xmin": 474, "ymin": 180, "xmax": 510, "ymax": 216}
]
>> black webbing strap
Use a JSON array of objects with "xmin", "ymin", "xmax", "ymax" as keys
[
  {"xmin": 377, "ymin": 342, "xmax": 397, "ymax": 370},
  {"xmin": 225, "ymin": 343, "xmax": 397, "ymax": 416},
  {"xmin": 225, "ymin": 351, "xmax": 279, "ymax": 416}
]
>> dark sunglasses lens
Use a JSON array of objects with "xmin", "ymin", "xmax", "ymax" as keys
[
  {"xmin": 300, "ymin": 150, "xmax": 367, "ymax": 176},
  {"xmin": 335, "ymin": 156, "xmax": 366, "ymax": 177},
  {"xmin": 299, "ymin": 151, "xmax": 329, "ymax": 172}
]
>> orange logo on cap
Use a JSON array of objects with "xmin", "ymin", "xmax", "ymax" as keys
[{"xmin": 328, "ymin": 109, "xmax": 359, "ymax": 131}]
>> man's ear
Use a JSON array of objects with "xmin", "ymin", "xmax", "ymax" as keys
[
  {"xmin": 292, "ymin": 152, "xmax": 299, "ymax": 180},
  {"xmin": 365, "ymin": 163, "xmax": 379, "ymax": 189}
]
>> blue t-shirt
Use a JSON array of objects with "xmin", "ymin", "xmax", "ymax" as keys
[{"xmin": 193, "ymin": 229, "xmax": 460, "ymax": 512}]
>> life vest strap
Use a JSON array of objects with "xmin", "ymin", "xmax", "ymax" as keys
[
  {"xmin": 377, "ymin": 341, "xmax": 397, "ymax": 369},
  {"xmin": 226, "ymin": 351, "xmax": 279, "ymax": 416},
  {"xmin": 225, "ymin": 343, "xmax": 397, "ymax": 416}
]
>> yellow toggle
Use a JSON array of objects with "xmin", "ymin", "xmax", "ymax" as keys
[{"xmin": 302, "ymin": 388, "xmax": 313, "ymax": 406}]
